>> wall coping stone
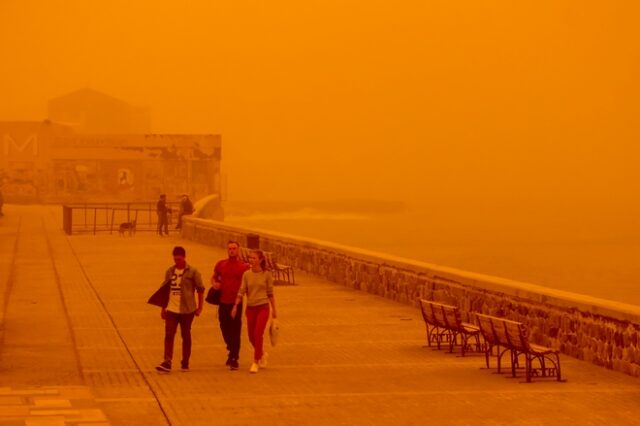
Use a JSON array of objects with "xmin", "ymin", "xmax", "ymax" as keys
[{"xmin": 187, "ymin": 217, "xmax": 640, "ymax": 323}]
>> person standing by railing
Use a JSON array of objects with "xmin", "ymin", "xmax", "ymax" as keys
[
  {"xmin": 156, "ymin": 194, "xmax": 169, "ymax": 236},
  {"xmin": 231, "ymin": 249, "xmax": 277, "ymax": 374}
]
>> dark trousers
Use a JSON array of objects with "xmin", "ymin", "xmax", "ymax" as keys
[
  {"xmin": 157, "ymin": 213, "xmax": 168, "ymax": 235},
  {"xmin": 218, "ymin": 303, "xmax": 242, "ymax": 361},
  {"xmin": 164, "ymin": 311, "xmax": 195, "ymax": 365}
]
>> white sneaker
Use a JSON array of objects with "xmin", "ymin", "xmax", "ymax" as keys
[
  {"xmin": 258, "ymin": 353, "xmax": 268, "ymax": 368},
  {"xmin": 249, "ymin": 362, "xmax": 259, "ymax": 374}
]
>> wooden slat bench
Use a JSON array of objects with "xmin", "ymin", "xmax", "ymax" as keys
[
  {"xmin": 419, "ymin": 299, "xmax": 482, "ymax": 356},
  {"xmin": 238, "ymin": 246, "xmax": 251, "ymax": 263},
  {"xmin": 419, "ymin": 299, "xmax": 454, "ymax": 349},
  {"xmin": 264, "ymin": 251, "xmax": 296, "ymax": 285},
  {"xmin": 475, "ymin": 313, "xmax": 506, "ymax": 370},
  {"xmin": 475, "ymin": 313, "xmax": 564, "ymax": 382},
  {"xmin": 239, "ymin": 247, "xmax": 296, "ymax": 284}
]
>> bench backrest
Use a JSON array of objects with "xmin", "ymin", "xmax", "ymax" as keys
[
  {"xmin": 476, "ymin": 313, "xmax": 530, "ymax": 352},
  {"xmin": 419, "ymin": 299, "xmax": 439, "ymax": 327},
  {"xmin": 263, "ymin": 251, "xmax": 277, "ymax": 271},
  {"xmin": 476, "ymin": 313, "xmax": 499, "ymax": 346},
  {"xmin": 419, "ymin": 299, "xmax": 462, "ymax": 330},
  {"xmin": 440, "ymin": 304, "xmax": 464, "ymax": 332},
  {"xmin": 502, "ymin": 319, "xmax": 529, "ymax": 352},
  {"xmin": 239, "ymin": 246, "xmax": 251, "ymax": 263}
]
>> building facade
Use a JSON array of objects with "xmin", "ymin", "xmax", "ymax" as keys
[{"xmin": 0, "ymin": 121, "xmax": 222, "ymax": 206}]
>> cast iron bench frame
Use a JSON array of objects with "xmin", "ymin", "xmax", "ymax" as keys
[
  {"xmin": 419, "ymin": 299, "xmax": 483, "ymax": 356},
  {"xmin": 240, "ymin": 247, "xmax": 295, "ymax": 285},
  {"xmin": 475, "ymin": 313, "xmax": 564, "ymax": 382},
  {"xmin": 264, "ymin": 251, "xmax": 296, "ymax": 285}
]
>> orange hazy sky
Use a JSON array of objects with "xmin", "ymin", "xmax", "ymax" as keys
[{"xmin": 1, "ymin": 0, "xmax": 639, "ymax": 203}]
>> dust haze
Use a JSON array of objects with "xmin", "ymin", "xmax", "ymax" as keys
[
  {"xmin": 2, "ymin": 0, "xmax": 640, "ymax": 296},
  {"xmin": 2, "ymin": 0, "xmax": 638, "ymax": 203}
]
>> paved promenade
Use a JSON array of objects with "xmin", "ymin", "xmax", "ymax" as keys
[{"xmin": 1, "ymin": 205, "xmax": 640, "ymax": 425}]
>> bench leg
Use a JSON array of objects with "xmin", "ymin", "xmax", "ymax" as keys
[
  {"xmin": 555, "ymin": 354, "xmax": 563, "ymax": 382},
  {"xmin": 484, "ymin": 343, "xmax": 493, "ymax": 368},
  {"xmin": 496, "ymin": 347, "xmax": 508, "ymax": 374},
  {"xmin": 448, "ymin": 331, "xmax": 458, "ymax": 353},
  {"xmin": 510, "ymin": 350, "xmax": 521, "ymax": 378},
  {"xmin": 460, "ymin": 334, "xmax": 467, "ymax": 356}
]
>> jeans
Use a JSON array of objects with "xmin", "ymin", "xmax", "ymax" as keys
[
  {"xmin": 157, "ymin": 213, "xmax": 168, "ymax": 235},
  {"xmin": 164, "ymin": 311, "xmax": 195, "ymax": 365},
  {"xmin": 218, "ymin": 303, "xmax": 242, "ymax": 361}
]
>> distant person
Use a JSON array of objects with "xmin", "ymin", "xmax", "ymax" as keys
[
  {"xmin": 152, "ymin": 246, "xmax": 205, "ymax": 372},
  {"xmin": 176, "ymin": 194, "xmax": 194, "ymax": 230},
  {"xmin": 156, "ymin": 194, "xmax": 170, "ymax": 236},
  {"xmin": 0, "ymin": 187, "xmax": 4, "ymax": 216},
  {"xmin": 231, "ymin": 249, "xmax": 277, "ymax": 373},
  {"xmin": 211, "ymin": 241, "xmax": 250, "ymax": 370}
]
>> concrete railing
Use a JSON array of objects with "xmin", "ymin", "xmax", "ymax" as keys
[{"xmin": 182, "ymin": 216, "xmax": 640, "ymax": 378}]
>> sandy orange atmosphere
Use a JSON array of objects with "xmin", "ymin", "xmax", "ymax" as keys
[{"xmin": 1, "ymin": 0, "xmax": 639, "ymax": 203}]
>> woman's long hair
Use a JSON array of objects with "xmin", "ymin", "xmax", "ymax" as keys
[{"xmin": 252, "ymin": 249, "xmax": 268, "ymax": 271}]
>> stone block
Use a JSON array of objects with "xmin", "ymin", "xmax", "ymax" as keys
[
  {"xmin": 0, "ymin": 405, "xmax": 30, "ymax": 416},
  {"xmin": 583, "ymin": 347, "xmax": 594, "ymax": 362},
  {"xmin": 614, "ymin": 346, "xmax": 623, "ymax": 360},
  {"xmin": 0, "ymin": 396, "xmax": 23, "ymax": 405}
]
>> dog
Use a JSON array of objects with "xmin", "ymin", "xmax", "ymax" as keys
[{"xmin": 118, "ymin": 219, "xmax": 137, "ymax": 236}]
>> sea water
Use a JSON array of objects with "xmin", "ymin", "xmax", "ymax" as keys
[{"xmin": 226, "ymin": 200, "xmax": 640, "ymax": 306}]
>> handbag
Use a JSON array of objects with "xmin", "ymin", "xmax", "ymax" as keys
[
  {"xmin": 269, "ymin": 318, "xmax": 280, "ymax": 346},
  {"xmin": 205, "ymin": 287, "xmax": 221, "ymax": 305}
]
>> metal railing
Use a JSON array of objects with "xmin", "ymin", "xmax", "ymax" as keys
[{"xmin": 62, "ymin": 202, "xmax": 182, "ymax": 235}]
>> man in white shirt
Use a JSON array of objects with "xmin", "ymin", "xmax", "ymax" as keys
[{"xmin": 156, "ymin": 246, "xmax": 204, "ymax": 372}]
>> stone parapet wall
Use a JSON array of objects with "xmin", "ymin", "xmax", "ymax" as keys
[{"xmin": 182, "ymin": 217, "xmax": 640, "ymax": 378}]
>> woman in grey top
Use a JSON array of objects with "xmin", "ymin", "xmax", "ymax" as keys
[{"xmin": 231, "ymin": 249, "xmax": 277, "ymax": 373}]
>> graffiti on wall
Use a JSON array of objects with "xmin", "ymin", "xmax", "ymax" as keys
[{"xmin": 3, "ymin": 134, "xmax": 39, "ymax": 156}]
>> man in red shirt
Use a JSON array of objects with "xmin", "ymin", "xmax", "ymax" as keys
[{"xmin": 211, "ymin": 240, "xmax": 250, "ymax": 370}]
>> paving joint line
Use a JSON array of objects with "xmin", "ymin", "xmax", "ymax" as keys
[
  {"xmin": 61, "ymin": 228, "xmax": 173, "ymax": 426},
  {"xmin": 42, "ymin": 216, "xmax": 85, "ymax": 383},
  {"xmin": 0, "ymin": 216, "xmax": 21, "ymax": 351}
]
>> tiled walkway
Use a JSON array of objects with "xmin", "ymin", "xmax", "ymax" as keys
[
  {"xmin": 0, "ymin": 386, "xmax": 108, "ymax": 425},
  {"xmin": 1, "ymin": 205, "xmax": 640, "ymax": 425}
]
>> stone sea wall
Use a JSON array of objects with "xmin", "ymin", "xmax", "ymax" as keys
[{"xmin": 182, "ymin": 217, "xmax": 640, "ymax": 378}]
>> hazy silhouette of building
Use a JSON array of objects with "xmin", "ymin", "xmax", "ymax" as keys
[
  {"xmin": 2, "ymin": 90, "xmax": 221, "ymax": 205},
  {"xmin": 0, "ymin": 120, "xmax": 222, "ymax": 204},
  {"xmin": 48, "ymin": 88, "xmax": 150, "ymax": 134}
]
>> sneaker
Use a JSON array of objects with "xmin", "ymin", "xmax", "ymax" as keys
[
  {"xmin": 155, "ymin": 361, "xmax": 171, "ymax": 372},
  {"xmin": 180, "ymin": 361, "xmax": 189, "ymax": 371},
  {"xmin": 258, "ymin": 353, "xmax": 268, "ymax": 368},
  {"xmin": 229, "ymin": 359, "xmax": 239, "ymax": 370},
  {"xmin": 249, "ymin": 362, "xmax": 259, "ymax": 374},
  {"xmin": 225, "ymin": 357, "xmax": 232, "ymax": 366}
]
